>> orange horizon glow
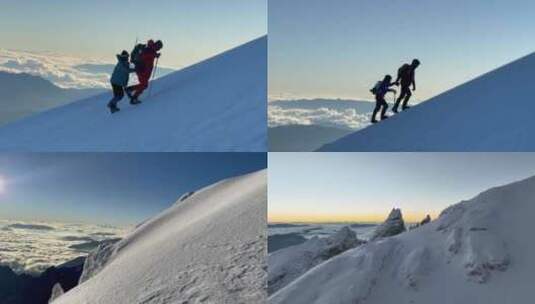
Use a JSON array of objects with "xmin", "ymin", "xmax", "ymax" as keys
[{"xmin": 268, "ymin": 211, "xmax": 440, "ymax": 224}]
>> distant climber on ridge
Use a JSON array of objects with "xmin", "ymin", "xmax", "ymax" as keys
[
  {"xmin": 393, "ymin": 59, "xmax": 420, "ymax": 113},
  {"xmin": 107, "ymin": 50, "xmax": 136, "ymax": 114},
  {"xmin": 126, "ymin": 39, "xmax": 164, "ymax": 104},
  {"xmin": 370, "ymin": 74, "xmax": 397, "ymax": 123}
]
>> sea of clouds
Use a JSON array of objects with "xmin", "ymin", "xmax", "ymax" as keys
[
  {"xmin": 0, "ymin": 49, "xmax": 112, "ymax": 89},
  {"xmin": 268, "ymin": 99, "xmax": 377, "ymax": 130},
  {"xmin": 268, "ymin": 106, "xmax": 371, "ymax": 130},
  {"xmin": 0, "ymin": 219, "xmax": 127, "ymax": 275}
]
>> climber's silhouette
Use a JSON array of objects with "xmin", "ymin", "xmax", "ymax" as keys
[
  {"xmin": 393, "ymin": 59, "xmax": 420, "ymax": 113},
  {"xmin": 370, "ymin": 75, "xmax": 397, "ymax": 123}
]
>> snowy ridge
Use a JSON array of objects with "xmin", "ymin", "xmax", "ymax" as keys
[
  {"xmin": 319, "ymin": 52, "xmax": 535, "ymax": 151},
  {"xmin": 54, "ymin": 170, "xmax": 267, "ymax": 304},
  {"xmin": 0, "ymin": 37, "xmax": 267, "ymax": 152},
  {"xmin": 268, "ymin": 226, "xmax": 362, "ymax": 295},
  {"xmin": 270, "ymin": 175, "xmax": 535, "ymax": 304}
]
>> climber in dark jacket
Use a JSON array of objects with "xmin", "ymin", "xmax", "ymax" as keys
[
  {"xmin": 393, "ymin": 59, "xmax": 420, "ymax": 113},
  {"xmin": 107, "ymin": 51, "xmax": 136, "ymax": 113},
  {"xmin": 371, "ymin": 75, "xmax": 396, "ymax": 123}
]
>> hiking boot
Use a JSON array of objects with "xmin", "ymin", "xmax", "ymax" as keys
[
  {"xmin": 108, "ymin": 103, "xmax": 120, "ymax": 114},
  {"xmin": 402, "ymin": 105, "xmax": 411, "ymax": 111},
  {"xmin": 130, "ymin": 97, "xmax": 142, "ymax": 105},
  {"xmin": 371, "ymin": 119, "xmax": 378, "ymax": 124},
  {"xmin": 381, "ymin": 115, "xmax": 389, "ymax": 120},
  {"xmin": 392, "ymin": 107, "xmax": 399, "ymax": 114}
]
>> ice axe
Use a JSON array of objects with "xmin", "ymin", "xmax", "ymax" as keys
[{"xmin": 148, "ymin": 56, "xmax": 159, "ymax": 98}]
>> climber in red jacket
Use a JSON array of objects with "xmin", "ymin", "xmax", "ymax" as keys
[{"xmin": 126, "ymin": 39, "xmax": 163, "ymax": 104}]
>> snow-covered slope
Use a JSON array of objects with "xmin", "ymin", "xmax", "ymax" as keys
[
  {"xmin": 53, "ymin": 170, "xmax": 267, "ymax": 304},
  {"xmin": 0, "ymin": 37, "xmax": 267, "ymax": 152},
  {"xmin": 320, "ymin": 52, "xmax": 535, "ymax": 151},
  {"xmin": 268, "ymin": 227, "xmax": 362, "ymax": 295},
  {"xmin": 270, "ymin": 175, "xmax": 535, "ymax": 304}
]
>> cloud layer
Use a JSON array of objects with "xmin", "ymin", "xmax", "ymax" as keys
[
  {"xmin": 268, "ymin": 99, "xmax": 376, "ymax": 130},
  {"xmin": 0, "ymin": 219, "xmax": 126, "ymax": 274},
  {"xmin": 0, "ymin": 49, "xmax": 112, "ymax": 89}
]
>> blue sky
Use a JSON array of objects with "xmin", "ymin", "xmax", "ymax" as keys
[
  {"xmin": 0, "ymin": 0, "xmax": 266, "ymax": 68},
  {"xmin": 0, "ymin": 153, "xmax": 266, "ymax": 225},
  {"xmin": 269, "ymin": 0, "xmax": 535, "ymax": 101},
  {"xmin": 268, "ymin": 153, "xmax": 535, "ymax": 223}
]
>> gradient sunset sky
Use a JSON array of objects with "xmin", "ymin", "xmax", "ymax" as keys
[
  {"xmin": 269, "ymin": 0, "xmax": 535, "ymax": 101},
  {"xmin": 0, "ymin": 0, "xmax": 266, "ymax": 68},
  {"xmin": 268, "ymin": 153, "xmax": 535, "ymax": 223},
  {"xmin": 0, "ymin": 153, "xmax": 266, "ymax": 225}
]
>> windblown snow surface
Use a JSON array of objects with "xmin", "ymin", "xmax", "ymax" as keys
[
  {"xmin": 320, "ymin": 52, "xmax": 535, "ymax": 151},
  {"xmin": 53, "ymin": 170, "xmax": 267, "ymax": 304},
  {"xmin": 0, "ymin": 37, "xmax": 267, "ymax": 152},
  {"xmin": 268, "ymin": 227, "xmax": 362, "ymax": 295},
  {"xmin": 270, "ymin": 175, "xmax": 535, "ymax": 304}
]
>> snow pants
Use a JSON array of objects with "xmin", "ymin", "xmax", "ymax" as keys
[
  {"xmin": 108, "ymin": 84, "xmax": 125, "ymax": 106},
  {"xmin": 394, "ymin": 85, "xmax": 412, "ymax": 110},
  {"xmin": 372, "ymin": 95, "xmax": 388, "ymax": 121},
  {"xmin": 128, "ymin": 69, "xmax": 151, "ymax": 99}
]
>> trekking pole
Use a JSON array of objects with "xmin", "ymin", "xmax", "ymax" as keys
[{"xmin": 148, "ymin": 57, "xmax": 159, "ymax": 98}]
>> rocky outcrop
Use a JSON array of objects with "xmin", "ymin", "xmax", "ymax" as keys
[
  {"xmin": 268, "ymin": 226, "xmax": 363, "ymax": 295},
  {"xmin": 48, "ymin": 283, "xmax": 64, "ymax": 303},
  {"xmin": 78, "ymin": 238, "xmax": 121, "ymax": 284},
  {"xmin": 178, "ymin": 191, "xmax": 195, "ymax": 202},
  {"xmin": 370, "ymin": 208, "xmax": 406, "ymax": 241},
  {"xmin": 410, "ymin": 214, "xmax": 432, "ymax": 230},
  {"xmin": 419, "ymin": 214, "xmax": 431, "ymax": 226}
]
